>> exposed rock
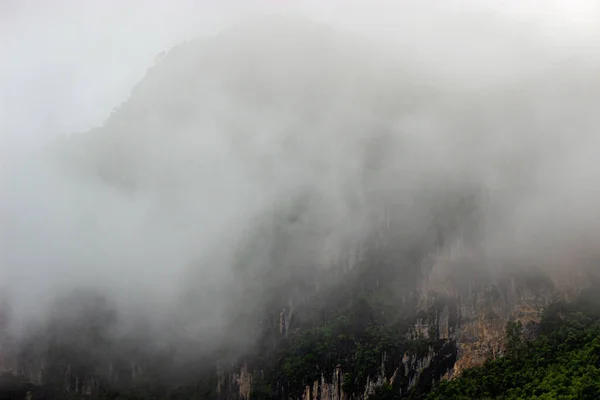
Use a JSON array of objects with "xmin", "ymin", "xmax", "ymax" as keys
[
  {"xmin": 299, "ymin": 365, "xmax": 345, "ymax": 400},
  {"xmin": 218, "ymin": 364, "xmax": 254, "ymax": 400}
]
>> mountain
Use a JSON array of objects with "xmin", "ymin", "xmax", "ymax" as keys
[{"xmin": 2, "ymin": 14, "xmax": 600, "ymax": 400}]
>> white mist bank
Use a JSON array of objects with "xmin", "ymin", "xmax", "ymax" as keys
[{"xmin": 1, "ymin": 3, "xmax": 600, "ymax": 348}]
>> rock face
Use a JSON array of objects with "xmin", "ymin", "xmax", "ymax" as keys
[
  {"xmin": 215, "ymin": 266, "xmax": 590, "ymax": 400},
  {"xmin": 3, "ymin": 265, "xmax": 585, "ymax": 400},
  {"xmin": 416, "ymin": 278, "xmax": 555, "ymax": 377},
  {"xmin": 218, "ymin": 364, "xmax": 254, "ymax": 400},
  {"xmin": 298, "ymin": 366, "xmax": 345, "ymax": 400}
]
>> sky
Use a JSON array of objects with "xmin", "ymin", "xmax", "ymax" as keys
[{"xmin": 1, "ymin": 0, "xmax": 599, "ymax": 160}]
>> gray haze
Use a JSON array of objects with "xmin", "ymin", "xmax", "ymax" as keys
[{"xmin": 2, "ymin": 0, "xmax": 600, "ymax": 355}]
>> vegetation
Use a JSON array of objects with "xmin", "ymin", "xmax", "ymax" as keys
[
  {"xmin": 245, "ymin": 282, "xmax": 456, "ymax": 399},
  {"xmin": 424, "ymin": 298, "xmax": 600, "ymax": 400},
  {"xmin": 8, "ymin": 267, "xmax": 600, "ymax": 400},
  {"xmin": 250, "ymin": 290, "xmax": 600, "ymax": 400},
  {"xmin": 8, "ymin": 293, "xmax": 600, "ymax": 399},
  {"xmin": 279, "ymin": 313, "xmax": 407, "ymax": 395}
]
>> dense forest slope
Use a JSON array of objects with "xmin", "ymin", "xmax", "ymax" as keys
[{"xmin": 2, "ymin": 14, "xmax": 600, "ymax": 400}]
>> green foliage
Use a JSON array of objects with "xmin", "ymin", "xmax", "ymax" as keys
[
  {"xmin": 427, "ymin": 303, "xmax": 600, "ymax": 400},
  {"xmin": 279, "ymin": 304, "xmax": 408, "ymax": 397},
  {"xmin": 369, "ymin": 382, "xmax": 399, "ymax": 400},
  {"xmin": 250, "ymin": 379, "xmax": 274, "ymax": 400},
  {"xmin": 505, "ymin": 320, "xmax": 524, "ymax": 359},
  {"xmin": 280, "ymin": 313, "xmax": 357, "ymax": 391}
]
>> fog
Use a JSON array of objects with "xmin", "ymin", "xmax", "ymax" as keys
[{"xmin": 2, "ymin": 0, "xmax": 600, "ymax": 373}]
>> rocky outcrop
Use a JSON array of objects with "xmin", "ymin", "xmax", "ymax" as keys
[
  {"xmin": 218, "ymin": 364, "xmax": 254, "ymax": 400},
  {"xmin": 299, "ymin": 366, "xmax": 345, "ymax": 400},
  {"xmin": 415, "ymin": 269, "xmax": 590, "ymax": 378}
]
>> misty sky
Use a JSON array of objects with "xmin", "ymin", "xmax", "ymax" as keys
[{"xmin": 1, "ymin": 0, "xmax": 598, "ymax": 160}]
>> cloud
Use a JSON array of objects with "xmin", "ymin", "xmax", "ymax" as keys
[{"xmin": 1, "ymin": 0, "xmax": 600, "ymax": 372}]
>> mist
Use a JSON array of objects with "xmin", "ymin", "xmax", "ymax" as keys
[{"xmin": 2, "ymin": 0, "xmax": 600, "ymax": 378}]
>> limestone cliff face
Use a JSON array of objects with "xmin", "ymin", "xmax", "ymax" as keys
[
  {"xmin": 414, "ymin": 279, "xmax": 555, "ymax": 378},
  {"xmin": 418, "ymin": 255, "xmax": 592, "ymax": 378},
  {"xmin": 218, "ymin": 364, "xmax": 254, "ymax": 400},
  {"xmin": 217, "ymin": 266, "xmax": 592, "ymax": 400},
  {"xmin": 217, "ymin": 344, "xmax": 453, "ymax": 400},
  {"xmin": 217, "ymin": 312, "xmax": 456, "ymax": 400},
  {"xmin": 2, "ymin": 270, "xmax": 591, "ymax": 400},
  {"xmin": 298, "ymin": 366, "xmax": 345, "ymax": 400}
]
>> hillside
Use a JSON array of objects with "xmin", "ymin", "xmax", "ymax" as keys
[
  {"xmin": 426, "ymin": 293, "xmax": 600, "ymax": 399},
  {"xmin": 2, "ymin": 14, "xmax": 600, "ymax": 400}
]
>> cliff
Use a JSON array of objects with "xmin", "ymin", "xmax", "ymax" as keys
[
  {"xmin": 214, "ymin": 266, "xmax": 590, "ymax": 400},
  {"xmin": 0, "ymin": 269, "xmax": 588, "ymax": 400}
]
